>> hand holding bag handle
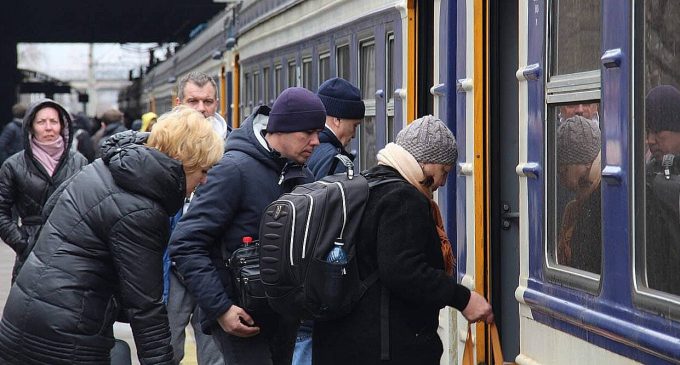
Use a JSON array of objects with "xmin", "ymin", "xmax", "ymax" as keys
[{"xmin": 462, "ymin": 322, "xmax": 517, "ymax": 365}]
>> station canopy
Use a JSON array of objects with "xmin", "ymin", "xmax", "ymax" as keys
[{"xmin": 3, "ymin": 0, "xmax": 225, "ymax": 43}]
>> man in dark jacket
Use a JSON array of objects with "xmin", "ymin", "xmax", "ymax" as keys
[
  {"xmin": 91, "ymin": 108, "xmax": 127, "ymax": 157},
  {"xmin": 169, "ymin": 87, "xmax": 326, "ymax": 365},
  {"xmin": 0, "ymin": 103, "xmax": 27, "ymax": 165},
  {"xmin": 307, "ymin": 77, "xmax": 364, "ymax": 179},
  {"xmin": 644, "ymin": 84, "xmax": 680, "ymax": 296},
  {"xmin": 293, "ymin": 77, "xmax": 364, "ymax": 365}
]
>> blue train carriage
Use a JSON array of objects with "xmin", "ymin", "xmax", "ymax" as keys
[
  {"xmin": 448, "ymin": 0, "xmax": 680, "ymax": 364},
  {"xmin": 233, "ymin": 0, "xmax": 410, "ymax": 171},
  {"xmin": 479, "ymin": 0, "xmax": 680, "ymax": 364},
  {"xmin": 140, "ymin": 8, "xmax": 234, "ymax": 124}
]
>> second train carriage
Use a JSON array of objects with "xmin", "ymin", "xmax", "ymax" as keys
[{"xmin": 121, "ymin": 0, "xmax": 680, "ymax": 363}]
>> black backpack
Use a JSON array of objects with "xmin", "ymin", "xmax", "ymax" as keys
[{"xmin": 258, "ymin": 161, "xmax": 399, "ymax": 321}]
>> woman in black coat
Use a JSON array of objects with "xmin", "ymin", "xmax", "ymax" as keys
[
  {"xmin": 0, "ymin": 106, "xmax": 224, "ymax": 365},
  {"xmin": 0, "ymin": 99, "xmax": 88, "ymax": 282},
  {"xmin": 313, "ymin": 116, "xmax": 493, "ymax": 365}
]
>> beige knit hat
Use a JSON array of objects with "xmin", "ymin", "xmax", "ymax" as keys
[
  {"xmin": 395, "ymin": 115, "xmax": 458, "ymax": 165},
  {"xmin": 556, "ymin": 115, "xmax": 601, "ymax": 165}
]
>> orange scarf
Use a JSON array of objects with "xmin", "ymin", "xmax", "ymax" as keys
[
  {"xmin": 377, "ymin": 143, "xmax": 456, "ymax": 276},
  {"xmin": 431, "ymin": 200, "xmax": 456, "ymax": 275}
]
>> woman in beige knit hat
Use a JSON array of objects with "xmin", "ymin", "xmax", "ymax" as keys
[
  {"xmin": 556, "ymin": 115, "xmax": 602, "ymax": 273},
  {"xmin": 313, "ymin": 115, "xmax": 493, "ymax": 365}
]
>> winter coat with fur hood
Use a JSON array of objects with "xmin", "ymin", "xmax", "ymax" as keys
[{"xmin": 0, "ymin": 131, "xmax": 184, "ymax": 365}]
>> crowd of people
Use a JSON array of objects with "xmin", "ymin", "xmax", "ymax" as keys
[{"xmin": 0, "ymin": 72, "xmax": 548, "ymax": 365}]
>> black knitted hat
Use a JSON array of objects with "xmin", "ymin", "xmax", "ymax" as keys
[
  {"xmin": 317, "ymin": 77, "xmax": 365, "ymax": 120},
  {"xmin": 646, "ymin": 85, "xmax": 680, "ymax": 133},
  {"xmin": 267, "ymin": 87, "xmax": 326, "ymax": 133}
]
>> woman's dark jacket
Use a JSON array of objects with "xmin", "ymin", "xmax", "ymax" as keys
[
  {"xmin": 169, "ymin": 106, "xmax": 314, "ymax": 332},
  {"xmin": 0, "ymin": 99, "xmax": 87, "ymax": 281},
  {"xmin": 0, "ymin": 131, "xmax": 184, "ymax": 365},
  {"xmin": 313, "ymin": 165, "xmax": 471, "ymax": 365}
]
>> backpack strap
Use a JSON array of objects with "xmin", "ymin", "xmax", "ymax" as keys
[{"xmin": 328, "ymin": 153, "xmax": 355, "ymax": 178}]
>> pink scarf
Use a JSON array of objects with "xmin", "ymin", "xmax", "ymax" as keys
[{"xmin": 31, "ymin": 136, "xmax": 65, "ymax": 176}]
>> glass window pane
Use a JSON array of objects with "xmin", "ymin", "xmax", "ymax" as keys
[
  {"xmin": 303, "ymin": 58, "xmax": 312, "ymax": 90},
  {"xmin": 387, "ymin": 116, "xmax": 394, "ymax": 143},
  {"xmin": 263, "ymin": 67, "xmax": 270, "ymax": 105},
  {"xmin": 640, "ymin": 0, "xmax": 680, "ymax": 296},
  {"xmin": 548, "ymin": 102, "xmax": 602, "ymax": 274},
  {"xmin": 319, "ymin": 53, "xmax": 330, "ymax": 85},
  {"xmin": 360, "ymin": 116, "xmax": 377, "ymax": 169},
  {"xmin": 386, "ymin": 34, "xmax": 395, "ymax": 100},
  {"xmin": 253, "ymin": 72, "xmax": 260, "ymax": 105},
  {"xmin": 337, "ymin": 45, "xmax": 350, "ymax": 80},
  {"xmin": 288, "ymin": 61, "xmax": 297, "ymax": 87},
  {"xmin": 550, "ymin": 0, "xmax": 601, "ymax": 75},
  {"xmin": 360, "ymin": 41, "xmax": 376, "ymax": 99},
  {"xmin": 275, "ymin": 65, "xmax": 282, "ymax": 97}
]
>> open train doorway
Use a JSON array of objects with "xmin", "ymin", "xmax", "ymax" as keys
[{"xmin": 489, "ymin": 0, "xmax": 520, "ymax": 360}]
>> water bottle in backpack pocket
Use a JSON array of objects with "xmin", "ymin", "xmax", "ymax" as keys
[{"xmin": 228, "ymin": 236, "xmax": 270, "ymax": 313}]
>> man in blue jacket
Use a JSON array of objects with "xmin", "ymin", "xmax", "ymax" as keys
[
  {"xmin": 169, "ymin": 87, "xmax": 326, "ymax": 365},
  {"xmin": 307, "ymin": 77, "xmax": 365, "ymax": 179},
  {"xmin": 0, "ymin": 103, "xmax": 27, "ymax": 165}
]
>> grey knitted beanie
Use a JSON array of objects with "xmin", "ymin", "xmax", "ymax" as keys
[
  {"xmin": 556, "ymin": 115, "xmax": 601, "ymax": 165},
  {"xmin": 395, "ymin": 115, "xmax": 458, "ymax": 165}
]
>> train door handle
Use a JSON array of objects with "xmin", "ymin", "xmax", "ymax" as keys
[
  {"xmin": 501, "ymin": 203, "xmax": 519, "ymax": 230},
  {"xmin": 430, "ymin": 83, "xmax": 446, "ymax": 96}
]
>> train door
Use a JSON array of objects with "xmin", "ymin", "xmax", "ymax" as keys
[
  {"xmin": 453, "ymin": 0, "xmax": 520, "ymax": 364},
  {"xmin": 489, "ymin": 0, "xmax": 520, "ymax": 360}
]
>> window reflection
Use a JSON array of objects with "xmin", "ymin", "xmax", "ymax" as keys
[
  {"xmin": 551, "ymin": 103, "xmax": 602, "ymax": 274},
  {"xmin": 550, "ymin": 0, "xmax": 601, "ymax": 75},
  {"xmin": 644, "ymin": 85, "xmax": 680, "ymax": 296},
  {"xmin": 640, "ymin": 0, "xmax": 680, "ymax": 297}
]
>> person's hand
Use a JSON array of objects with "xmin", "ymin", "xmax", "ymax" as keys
[
  {"xmin": 462, "ymin": 291, "xmax": 494, "ymax": 323},
  {"xmin": 217, "ymin": 305, "xmax": 261, "ymax": 337}
]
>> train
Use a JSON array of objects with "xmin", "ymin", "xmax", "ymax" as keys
[{"xmin": 121, "ymin": 0, "xmax": 680, "ymax": 364}]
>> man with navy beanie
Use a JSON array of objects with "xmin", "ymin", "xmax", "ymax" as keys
[
  {"xmin": 307, "ymin": 77, "xmax": 365, "ymax": 179},
  {"xmin": 169, "ymin": 87, "xmax": 325, "ymax": 365},
  {"xmin": 644, "ymin": 84, "xmax": 680, "ymax": 296}
]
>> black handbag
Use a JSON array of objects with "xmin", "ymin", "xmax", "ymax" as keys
[{"xmin": 227, "ymin": 239, "xmax": 269, "ymax": 313}]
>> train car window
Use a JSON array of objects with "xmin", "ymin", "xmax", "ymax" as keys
[
  {"xmin": 386, "ymin": 33, "xmax": 395, "ymax": 143},
  {"xmin": 253, "ymin": 71, "xmax": 261, "ymax": 106},
  {"xmin": 263, "ymin": 67, "xmax": 270, "ymax": 105},
  {"xmin": 549, "ymin": 0, "xmax": 601, "ymax": 76},
  {"xmin": 243, "ymin": 72, "xmax": 251, "ymax": 118},
  {"xmin": 319, "ymin": 53, "xmax": 331, "ymax": 85},
  {"xmin": 359, "ymin": 39, "xmax": 377, "ymax": 169},
  {"xmin": 288, "ymin": 61, "xmax": 297, "ymax": 87},
  {"xmin": 634, "ymin": 0, "xmax": 680, "ymax": 302},
  {"xmin": 546, "ymin": 102, "xmax": 602, "ymax": 277},
  {"xmin": 274, "ymin": 65, "xmax": 283, "ymax": 98},
  {"xmin": 302, "ymin": 57, "xmax": 313, "ymax": 90},
  {"xmin": 337, "ymin": 44, "xmax": 350, "ymax": 81}
]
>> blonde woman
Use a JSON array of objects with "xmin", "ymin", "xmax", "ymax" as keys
[{"xmin": 0, "ymin": 106, "xmax": 224, "ymax": 365}]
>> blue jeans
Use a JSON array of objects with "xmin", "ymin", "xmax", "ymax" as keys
[{"xmin": 292, "ymin": 322, "xmax": 312, "ymax": 365}]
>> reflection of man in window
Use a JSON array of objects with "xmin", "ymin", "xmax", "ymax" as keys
[
  {"xmin": 556, "ymin": 115, "xmax": 602, "ymax": 274},
  {"xmin": 559, "ymin": 102, "xmax": 599, "ymax": 125},
  {"xmin": 645, "ymin": 85, "xmax": 680, "ymax": 296}
]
